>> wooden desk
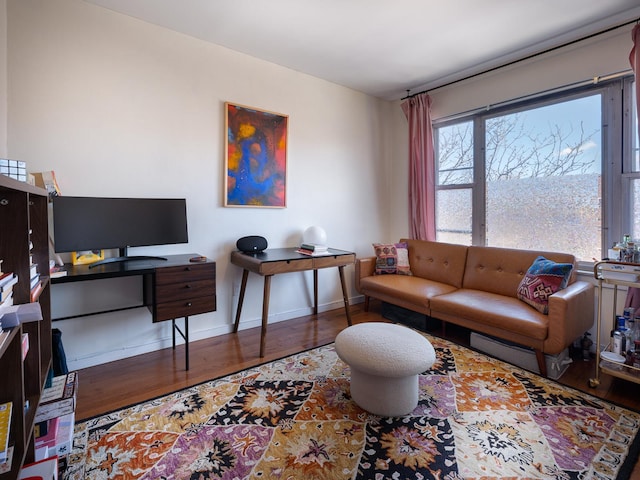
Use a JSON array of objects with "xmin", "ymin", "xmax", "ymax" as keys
[
  {"xmin": 51, "ymin": 254, "xmax": 216, "ymax": 370},
  {"xmin": 231, "ymin": 248, "xmax": 355, "ymax": 357}
]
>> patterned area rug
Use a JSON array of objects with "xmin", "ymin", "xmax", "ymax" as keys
[{"xmin": 63, "ymin": 332, "xmax": 640, "ymax": 479}]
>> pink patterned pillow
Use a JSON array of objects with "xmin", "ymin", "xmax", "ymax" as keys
[
  {"xmin": 517, "ymin": 256, "xmax": 573, "ymax": 314},
  {"xmin": 373, "ymin": 242, "xmax": 411, "ymax": 275}
]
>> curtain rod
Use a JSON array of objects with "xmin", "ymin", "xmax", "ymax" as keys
[
  {"xmin": 433, "ymin": 68, "xmax": 632, "ymax": 124},
  {"xmin": 401, "ymin": 17, "xmax": 639, "ymax": 101}
]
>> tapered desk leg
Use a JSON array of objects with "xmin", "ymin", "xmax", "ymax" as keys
[
  {"xmin": 313, "ymin": 269, "xmax": 318, "ymax": 315},
  {"xmin": 338, "ymin": 265, "xmax": 352, "ymax": 326},
  {"xmin": 260, "ymin": 275, "xmax": 273, "ymax": 357},
  {"xmin": 233, "ymin": 269, "xmax": 249, "ymax": 333}
]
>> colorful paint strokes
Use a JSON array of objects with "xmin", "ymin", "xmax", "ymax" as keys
[{"xmin": 225, "ymin": 103, "xmax": 288, "ymax": 207}]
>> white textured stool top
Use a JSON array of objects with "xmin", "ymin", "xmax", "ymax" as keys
[{"xmin": 335, "ymin": 322, "xmax": 435, "ymax": 377}]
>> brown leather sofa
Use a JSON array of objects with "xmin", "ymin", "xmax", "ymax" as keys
[{"xmin": 355, "ymin": 239, "xmax": 595, "ymax": 377}]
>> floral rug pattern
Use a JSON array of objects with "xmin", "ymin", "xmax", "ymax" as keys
[{"xmin": 63, "ymin": 333, "xmax": 640, "ymax": 479}]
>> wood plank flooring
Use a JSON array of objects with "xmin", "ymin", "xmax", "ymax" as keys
[{"xmin": 73, "ymin": 301, "xmax": 640, "ymax": 474}]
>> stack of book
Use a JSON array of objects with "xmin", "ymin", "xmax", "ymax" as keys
[
  {"xmin": 29, "ymin": 232, "xmax": 43, "ymax": 302},
  {"xmin": 0, "ymin": 271, "xmax": 18, "ymax": 311},
  {"xmin": 29, "ymin": 372, "xmax": 78, "ymax": 476},
  {"xmin": 34, "ymin": 411, "xmax": 75, "ymax": 460},
  {"xmin": 49, "ymin": 261, "xmax": 67, "ymax": 279},
  {"xmin": 35, "ymin": 416, "xmax": 60, "ymax": 454},
  {"xmin": 296, "ymin": 243, "xmax": 330, "ymax": 256},
  {"xmin": 35, "ymin": 372, "xmax": 78, "ymax": 424}
]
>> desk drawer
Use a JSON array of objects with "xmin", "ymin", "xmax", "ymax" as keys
[
  {"xmin": 154, "ymin": 295, "xmax": 217, "ymax": 322},
  {"xmin": 261, "ymin": 258, "xmax": 314, "ymax": 275},
  {"xmin": 156, "ymin": 263, "xmax": 215, "ymax": 284},
  {"xmin": 156, "ymin": 279, "xmax": 215, "ymax": 303},
  {"xmin": 147, "ymin": 261, "xmax": 216, "ymax": 322},
  {"xmin": 313, "ymin": 254, "xmax": 355, "ymax": 269}
]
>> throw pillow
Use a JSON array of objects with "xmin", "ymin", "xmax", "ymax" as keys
[
  {"xmin": 373, "ymin": 242, "xmax": 411, "ymax": 275},
  {"xmin": 517, "ymin": 256, "xmax": 573, "ymax": 314}
]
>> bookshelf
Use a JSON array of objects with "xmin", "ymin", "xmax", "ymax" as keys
[{"xmin": 0, "ymin": 174, "xmax": 52, "ymax": 479}]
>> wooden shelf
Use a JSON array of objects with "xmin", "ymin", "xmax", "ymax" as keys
[{"xmin": 0, "ymin": 175, "xmax": 52, "ymax": 479}]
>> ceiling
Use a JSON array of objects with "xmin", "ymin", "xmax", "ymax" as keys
[{"xmin": 83, "ymin": 0, "xmax": 640, "ymax": 100}]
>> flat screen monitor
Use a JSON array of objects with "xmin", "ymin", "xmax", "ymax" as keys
[{"xmin": 52, "ymin": 196, "xmax": 188, "ymax": 265}]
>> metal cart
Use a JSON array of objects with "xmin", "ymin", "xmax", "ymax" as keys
[{"xmin": 589, "ymin": 260, "xmax": 640, "ymax": 387}]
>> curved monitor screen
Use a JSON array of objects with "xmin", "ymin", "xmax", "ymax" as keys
[{"xmin": 52, "ymin": 196, "xmax": 188, "ymax": 253}]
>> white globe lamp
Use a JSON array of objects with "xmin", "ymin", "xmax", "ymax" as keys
[{"xmin": 303, "ymin": 226, "xmax": 327, "ymax": 247}]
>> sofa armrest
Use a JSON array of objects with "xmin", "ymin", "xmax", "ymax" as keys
[
  {"xmin": 545, "ymin": 280, "xmax": 595, "ymax": 355},
  {"xmin": 355, "ymin": 257, "xmax": 376, "ymax": 294}
]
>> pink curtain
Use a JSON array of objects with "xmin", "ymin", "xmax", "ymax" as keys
[
  {"xmin": 401, "ymin": 93, "xmax": 436, "ymax": 240},
  {"xmin": 625, "ymin": 24, "xmax": 640, "ymax": 311},
  {"xmin": 631, "ymin": 23, "xmax": 640, "ymax": 140}
]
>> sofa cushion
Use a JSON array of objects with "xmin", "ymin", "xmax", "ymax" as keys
[
  {"xmin": 430, "ymin": 289, "xmax": 548, "ymax": 340},
  {"xmin": 359, "ymin": 274, "xmax": 457, "ymax": 311},
  {"xmin": 401, "ymin": 239, "xmax": 468, "ymax": 288},
  {"xmin": 462, "ymin": 246, "xmax": 576, "ymax": 298},
  {"xmin": 517, "ymin": 256, "xmax": 573, "ymax": 314},
  {"xmin": 373, "ymin": 242, "xmax": 411, "ymax": 275}
]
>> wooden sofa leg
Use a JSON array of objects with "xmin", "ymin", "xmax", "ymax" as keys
[
  {"xmin": 535, "ymin": 350, "xmax": 547, "ymax": 378},
  {"xmin": 364, "ymin": 296, "xmax": 370, "ymax": 312}
]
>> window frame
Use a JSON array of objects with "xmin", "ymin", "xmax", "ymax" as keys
[{"xmin": 433, "ymin": 76, "xmax": 635, "ymax": 267}]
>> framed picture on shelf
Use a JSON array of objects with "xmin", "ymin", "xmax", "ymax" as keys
[{"xmin": 224, "ymin": 102, "xmax": 288, "ymax": 208}]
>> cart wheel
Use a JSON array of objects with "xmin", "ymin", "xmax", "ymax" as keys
[{"xmin": 588, "ymin": 378, "xmax": 599, "ymax": 388}]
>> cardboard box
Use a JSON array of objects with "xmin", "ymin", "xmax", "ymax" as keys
[
  {"xmin": 32, "ymin": 171, "xmax": 61, "ymax": 198},
  {"xmin": 470, "ymin": 332, "xmax": 572, "ymax": 379}
]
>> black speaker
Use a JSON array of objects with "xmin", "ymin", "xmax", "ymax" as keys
[{"xmin": 236, "ymin": 235, "xmax": 268, "ymax": 253}]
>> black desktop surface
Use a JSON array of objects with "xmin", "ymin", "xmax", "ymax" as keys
[
  {"xmin": 235, "ymin": 247, "xmax": 353, "ymax": 262},
  {"xmin": 50, "ymin": 253, "xmax": 206, "ymax": 283}
]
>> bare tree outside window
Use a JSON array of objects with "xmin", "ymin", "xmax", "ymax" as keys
[{"xmin": 436, "ymin": 95, "xmax": 602, "ymax": 262}]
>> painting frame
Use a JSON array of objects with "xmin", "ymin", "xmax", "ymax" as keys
[{"xmin": 224, "ymin": 102, "xmax": 288, "ymax": 208}]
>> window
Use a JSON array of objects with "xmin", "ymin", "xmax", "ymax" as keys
[
  {"xmin": 628, "ymin": 83, "xmax": 640, "ymax": 240},
  {"xmin": 434, "ymin": 77, "xmax": 636, "ymax": 264}
]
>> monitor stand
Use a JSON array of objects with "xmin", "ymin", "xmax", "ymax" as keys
[{"xmin": 88, "ymin": 247, "xmax": 167, "ymax": 269}]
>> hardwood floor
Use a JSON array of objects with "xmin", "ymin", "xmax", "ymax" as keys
[
  {"xmin": 74, "ymin": 301, "xmax": 640, "ymax": 473},
  {"xmin": 75, "ymin": 302, "xmax": 364, "ymax": 420}
]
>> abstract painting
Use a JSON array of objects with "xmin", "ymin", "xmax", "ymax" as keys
[{"xmin": 224, "ymin": 103, "xmax": 288, "ymax": 207}]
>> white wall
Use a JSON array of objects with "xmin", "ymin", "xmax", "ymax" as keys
[
  {"xmin": 427, "ymin": 27, "xmax": 634, "ymax": 121},
  {"xmin": 6, "ymin": 0, "xmax": 403, "ymax": 369}
]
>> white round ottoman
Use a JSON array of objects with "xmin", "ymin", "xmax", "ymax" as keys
[{"xmin": 335, "ymin": 322, "xmax": 436, "ymax": 416}]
